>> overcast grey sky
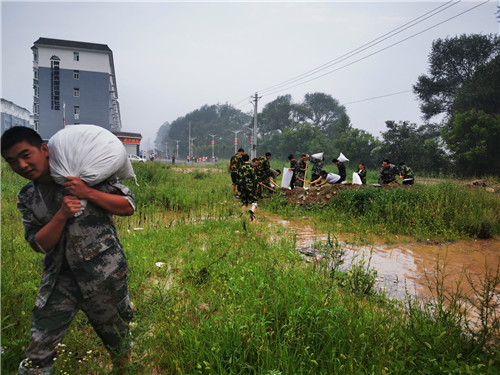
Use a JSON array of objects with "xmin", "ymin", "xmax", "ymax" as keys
[{"xmin": 2, "ymin": 1, "xmax": 498, "ymax": 150}]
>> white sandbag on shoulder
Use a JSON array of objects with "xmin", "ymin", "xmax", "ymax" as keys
[
  {"xmin": 338, "ymin": 152, "xmax": 349, "ymax": 162},
  {"xmin": 311, "ymin": 152, "xmax": 324, "ymax": 160},
  {"xmin": 48, "ymin": 124, "xmax": 136, "ymax": 186},
  {"xmin": 352, "ymin": 172, "xmax": 362, "ymax": 185}
]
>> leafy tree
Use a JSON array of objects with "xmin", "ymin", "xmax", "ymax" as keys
[
  {"xmin": 442, "ymin": 110, "xmax": 500, "ymax": 176},
  {"xmin": 294, "ymin": 92, "xmax": 346, "ymax": 133},
  {"xmin": 378, "ymin": 121, "xmax": 448, "ymax": 174},
  {"xmin": 259, "ymin": 94, "xmax": 295, "ymax": 136},
  {"xmin": 452, "ymin": 55, "xmax": 500, "ymax": 115},
  {"xmin": 413, "ymin": 34, "xmax": 500, "ymax": 122},
  {"xmin": 164, "ymin": 103, "xmax": 251, "ymax": 159}
]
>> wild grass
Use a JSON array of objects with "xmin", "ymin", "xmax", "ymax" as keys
[
  {"xmin": 266, "ymin": 181, "xmax": 500, "ymax": 242},
  {"xmin": 1, "ymin": 161, "xmax": 499, "ymax": 374}
]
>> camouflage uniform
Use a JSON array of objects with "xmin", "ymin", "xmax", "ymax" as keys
[
  {"xmin": 256, "ymin": 156, "xmax": 271, "ymax": 184},
  {"xmin": 17, "ymin": 177, "xmax": 134, "ymax": 374},
  {"xmin": 357, "ymin": 168, "xmax": 367, "ymax": 185},
  {"xmin": 237, "ymin": 162, "xmax": 259, "ymax": 206},
  {"xmin": 229, "ymin": 153, "xmax": 243, "ymax": 186},
  {"xmin": 295, "ymin": 160, "xmax": 307, "ymax": 187},
  {"xmin": 400, "ymin": 164, "xmax": 415, "ymax": 185},
  {"xmin": 309, "ymin": 156, "xmax": 324, "ymax": 182},
  {"xmin": 379, "ymin": 164, "xmax": 399, "ymax": 184}
]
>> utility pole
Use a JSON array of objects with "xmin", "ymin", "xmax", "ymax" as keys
[
  {"xmin": 188, "ymin": 122, "xmax": 195, "ymax": 161},
  {"xmin": 250, "ymin": 92, "xmax": 261, "ymax": 159},
  {"xmin": 231, "ymin": 130, "xmax": 241, "ymax": 154},
  {"xmin": 175, "ymin": 140, "xmax": 180, "ymax": 159},
  {"xmin": 209, "ymin": 134, "xmax": 216, "ymax": 162}
]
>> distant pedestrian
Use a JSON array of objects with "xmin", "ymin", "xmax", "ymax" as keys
[
  {"xmin": 332, "ymin": 158, "xmax": 346, "ymax": 183},
  {"xmin": 172, "ymin": 155, "xmax": 176, "ymax": 164}
]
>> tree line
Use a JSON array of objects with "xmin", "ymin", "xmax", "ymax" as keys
[{"xmin": 156, "ymin": 34, "xmax": 499, "ymax": 177}]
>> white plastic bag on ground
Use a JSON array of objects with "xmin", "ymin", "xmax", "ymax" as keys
[
  {"xmin": 352, "ymin": 172, "xmax": 362, "ymax": 185},
  {"xmin": 48, "ymin": 124, "xmax": 136, "ymax": 186},
  {"xmin": 338, "ymin": 152, "xmax": 349, "ymax": 162}
]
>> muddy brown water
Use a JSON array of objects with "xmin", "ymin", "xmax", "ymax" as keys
[{"xmin": 268, "ymin": 214, "xmax": 500, "ymax": 302}]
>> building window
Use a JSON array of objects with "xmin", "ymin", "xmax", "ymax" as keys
[
  {"xmin": 74, "ymin": 88, "xmax": 80, "ymax": 97},
  {"xmin": 33, "ymin": 68, "xmax": 38, "ymax": 79},
  {"xmin": 74, "ymin": 70, "xmax": 79, "ymax": 80},
  {"xmin": 33, "ymin": 103, "xmax": 39, "ymax": 115},
  {"xmin": 33, "ymin": 49, "xmax": 38, "ymax": 62},
  {"xmin": 34, "ymin": 84, "xmax": 39, "ymax": 97},
  {"xmin": 74, "ymin": 106, "xmax": 80, "ymax": 120},
  {"xmin": 50, "ymin": 56, "xmax": 60, "ymax": 110},
  {"xmin": 73, "ymin": 52, "xmax": 79, "ymax": 61},
  {"xmin": 34, "ymin": 120, "xmax": 39, "ymax": 132}
]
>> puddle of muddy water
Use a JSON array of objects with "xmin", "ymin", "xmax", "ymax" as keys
[{"xmin": 269, "ymin": 215, "xmax": 500, "ymax": 302}]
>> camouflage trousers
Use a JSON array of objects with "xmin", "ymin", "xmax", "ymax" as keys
[
  {"xmin": 240, "ymin": 190, "xmax": 259, "ymax": 206},
  {"xmin": 19, "ymin": 272, "xmax": 133, "ymax": 373}
]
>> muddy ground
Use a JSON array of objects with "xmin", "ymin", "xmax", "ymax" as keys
[{"xmin": 278, "ymin": 179, "xmax": 500, "ymax": 206}]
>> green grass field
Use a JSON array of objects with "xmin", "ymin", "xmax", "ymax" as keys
[{"xmin": 2, "ymin": 161, "xmax": 499, "ymax": 374}]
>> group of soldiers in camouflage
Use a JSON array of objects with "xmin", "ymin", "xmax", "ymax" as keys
[{"xmin": 229, "ymin": 149, "xmax": 280, "ymax": 221}]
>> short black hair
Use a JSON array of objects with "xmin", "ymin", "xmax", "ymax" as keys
[
  {"xmin": 383, "ymin": 159, "xmax": 390, "ymax": 164},
  {"xmin": 359, "ymin": 162, "xmax": 365, "ymax": 166},
  {"xmin": 1, "ymin": 126, "xmax": 43, "ymax": 158},
  {"xmin": 332, "ymin": 158, "xmax": 338, "ymax": 163},
  {"xmin": 321, "ymin": 170, "xmax": 327, "ymax": 177},
  {"xmin": 265, "ymin": 152, "xmax": 271, "ymax": 157},
  {"xmin": 238, "ymin": 148, "xmax": 244, "ymax": 153},
  {"xmin": 242, "ymin": 154, "xmax": 250, "ymax": 162},
  {"xmin": 287, "ymin": 154, "xmax": 294, "ymax": 160},
  {"xmin": 275, "ymin": 169, "xmax": 281, "ymax": 175},
  {"xmin": 252, "ymin": 158, "xmax": 259, "ymax": 163},
  {"xmin": 301, "ymin": 154, "xmax": 306, "ymax": 158}
]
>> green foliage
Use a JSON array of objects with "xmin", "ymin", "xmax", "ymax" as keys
[
  {"xmin": 413, "ymin": 33, "xmax": 500, "ymax": 121},
  {"xmin": 442, "ymin": 110, "xmax": 500, "ymax": 177},
  {"xmin": 377, "ymin": 120, "xmax": 449, "ymax": 174},
  {"xmin": 281, "ymin": 183, "xmax": 500, "ymax": 241},
  {"xmin": 2, "ymin": 161, "xmax": 499, "ymax": 374}
]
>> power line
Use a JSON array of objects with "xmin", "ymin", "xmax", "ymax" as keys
[
  {"xmin": 258, "ymin": 0, "xmax": 461, "ymax": 96},
  {"xmin": 261, "ymin": 0, "xmax": 489, "ymax": 98},
  {"xmin": 341, "ymin": 90, "xmax": 412, "ymax": 106}
]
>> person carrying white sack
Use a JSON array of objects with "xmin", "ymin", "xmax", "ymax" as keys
[{"xmin": 2, "ymin": 125, "xmax": 136, "ymax": 375}]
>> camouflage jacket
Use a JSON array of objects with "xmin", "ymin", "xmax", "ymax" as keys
[
  {"xmin": 295, "ymin": 160, "xmax": 307, "ymax": 177},
  {"xmin": 400, "ymin": 165, "xmax": 415, "ymax": 179},
  {"xmin": 237, "ymin": 162, "xmax": 258, "ymax": 193},
  {"xmin": 229, "ymin": 153, "xmax": 243, "ymax": 173},
  {"xmin": 357, "ymin": 168, "xmax": 367, "ymax": 184},
  {"xmin": 379, "ymin": 164, "xmax": 399, "ymax": 184},
  {"xmin": 255, "ymin": 156, "xmax": 271, "ymax": 182},
  {"xmin": 309, "ymin": 156, "xmax": 324, "ymax": 176},
  {"xmin": 17, "ymin": 177, "xmax": 135, "ymax": 309}
]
